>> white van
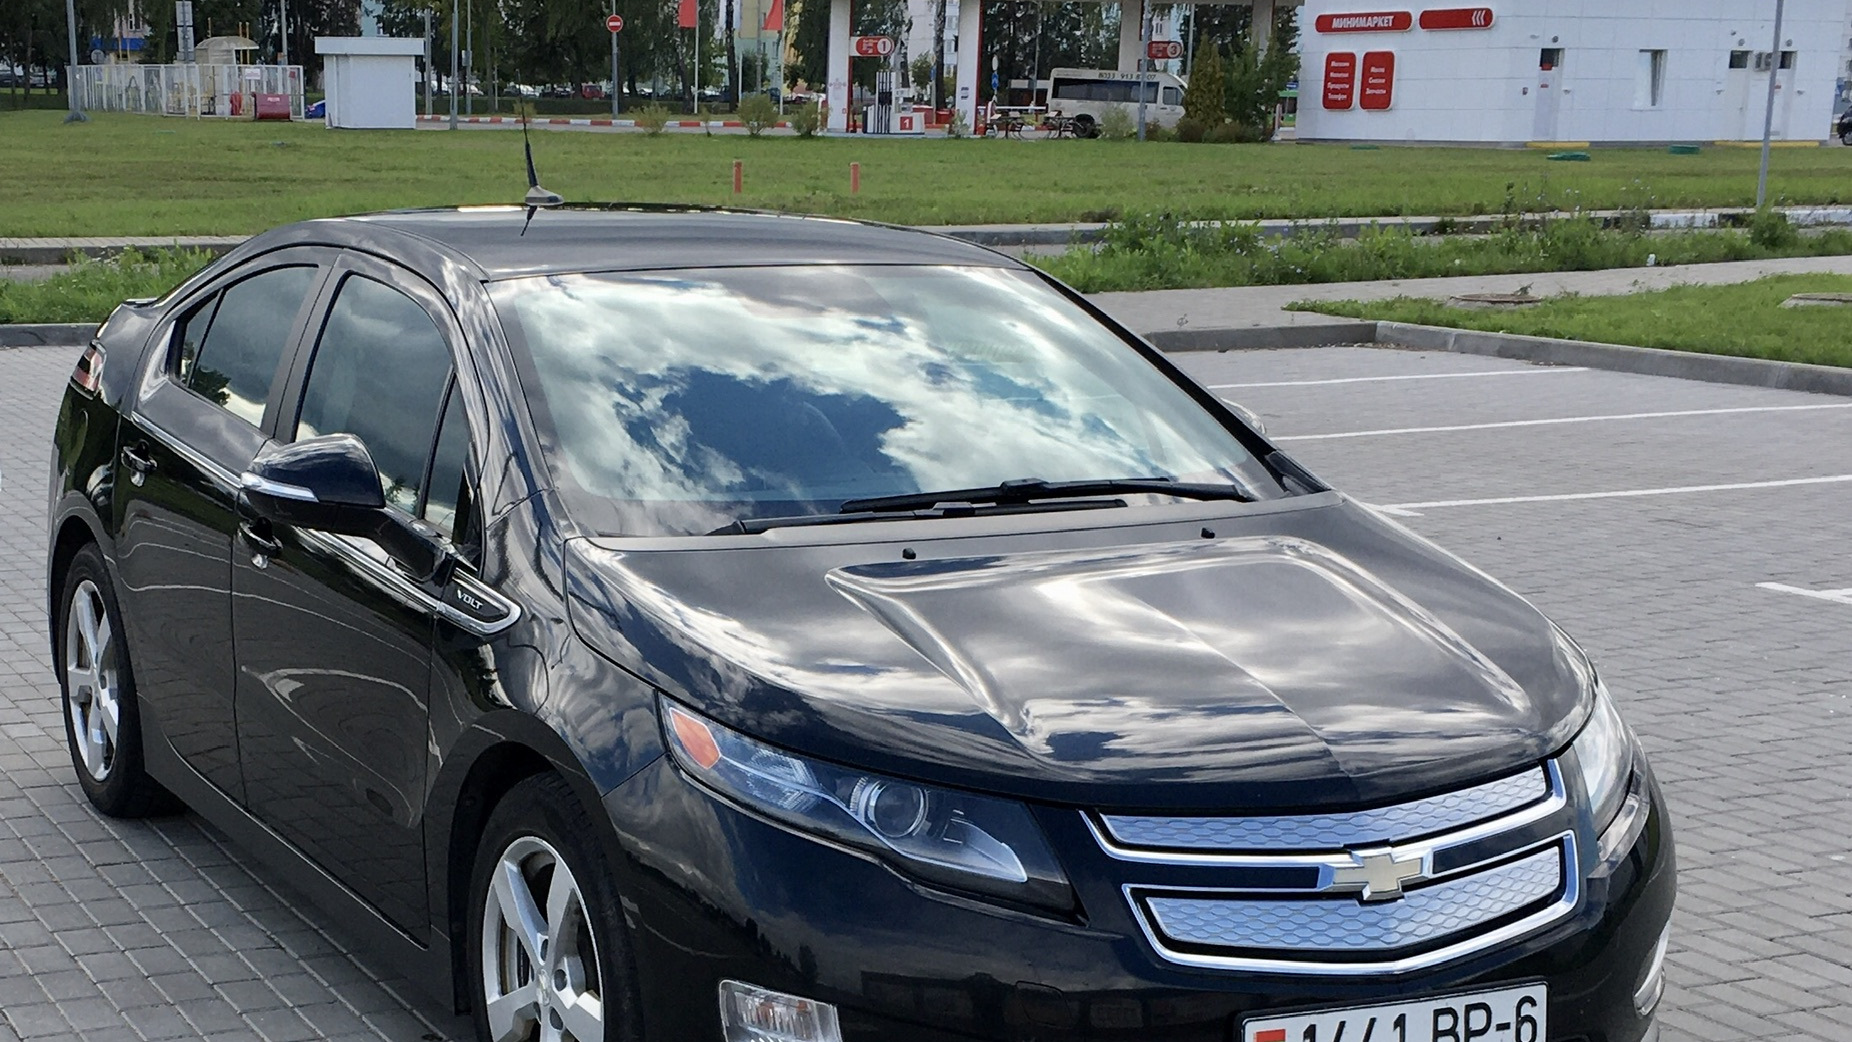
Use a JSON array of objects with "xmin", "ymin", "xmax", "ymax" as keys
[{"xmin": 1047, "ymin": 67, "xmax": 1187, "ymax": 137}]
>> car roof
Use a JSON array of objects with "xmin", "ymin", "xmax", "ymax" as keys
[{"xmin": 328, "ymin": 206, "xmax": 1021, "ymax": 280}]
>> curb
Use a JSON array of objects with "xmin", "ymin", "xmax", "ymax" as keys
[
  {"xmin": 0, "ymin": 323, "xmax": 94, "ymax": 348},
  {"xmin": 1373, "ymin": 322, "xmax": 1852, "ymax": 397},
  {"xmin": 6, "ymin": 316, "xmax": 1848, "ymax": 396},
  {"xmin": 1147, "ymin": 323, "xmax": 1380, "ymax": 353},
  {"xmin": 414, "ymin": 115, "xmax": 782, "ymax": 129},
  {"xmin": 1137, "ymin": 319, "xmax": 1852, "ymax": 397}
]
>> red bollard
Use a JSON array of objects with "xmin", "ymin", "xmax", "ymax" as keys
[
  {"xmin": 850, "ymin": 162, "xmax": 861, "ymax": 195},
  {"xmin": 733, "ymin": 160, "xmax": 743, "ymax": 194}
]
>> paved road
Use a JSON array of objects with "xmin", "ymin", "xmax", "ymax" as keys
[{"xmin": 1, "ymin": 341, "xmax": 1848, "ymax": 1041}]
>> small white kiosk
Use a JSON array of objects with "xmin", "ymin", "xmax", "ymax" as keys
[{"xmin": 314, "ymin": 37, "xmax": 426, "ymax": 129}]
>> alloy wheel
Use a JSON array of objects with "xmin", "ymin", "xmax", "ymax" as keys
[
  {"xmin": 481, "ymin": 835, "xmax": 605, "ymax": 1042},
  {"xmin": 64, "ymin": 579, "xmax": 120, "ymax": 782}
]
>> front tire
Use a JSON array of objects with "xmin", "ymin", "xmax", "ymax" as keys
[
  {"xmin": 57, "ymin": 545, "xmax": 181, "ymax": 817},
  {"xmin": 468, "ymin": 773, "xmax": 641, "ymax": 1042}
]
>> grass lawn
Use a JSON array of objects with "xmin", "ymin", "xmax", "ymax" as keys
[
  {"xmin": 6, "ymin": 110, "xmax": 1852, "ymax": 236},
  {"xmin": 1296, "ymin": 275, "xmax": 1852, "ymax": 368},
  {"xmin": 0, "ymin": 249, "xmax": 213, "ymax": 323}
]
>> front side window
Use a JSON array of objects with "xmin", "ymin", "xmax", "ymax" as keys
[
  {"xmin": 296, "ymin": 275, "xmax": 453, "ymax": 514},
  {"xmin": 493, "ymin": 265, "xmax": 1281, "ymax": 537},
  {"xmin": 422, "ymin": 383, "xmax": 478, "ymax": 556},
  {"xmin": 185, "ymin": 265, "xmax": 318, "ymax": 426}
]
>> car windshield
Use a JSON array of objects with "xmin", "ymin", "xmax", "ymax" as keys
[{"xmin": 491, "ymin": 265, "xmax": 1283, "ymax": 536}]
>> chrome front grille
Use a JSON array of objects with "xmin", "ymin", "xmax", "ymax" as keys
[
  {"xmin": 1102, "ymin": 767, "xmax": 1548, "ymax": 852},
  {"xmin": 1097, "ymin": 761, "xmax": 1580, "ymax": 975}
]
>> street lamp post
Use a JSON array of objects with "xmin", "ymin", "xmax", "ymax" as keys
[
  {"xmin": 1756, "ymin": 0, "xmax": 1787, "ymax": 210},
  {"xmin": 63, "ymin": 0, "xmax": 87, "ymax": 122},
  {"xmin": 449, "ymin": 0, "xmax": 459, "ymax": 128}
]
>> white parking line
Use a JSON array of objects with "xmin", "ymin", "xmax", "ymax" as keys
[
  {"xmin": 1209, "ymin": 368, "xmax": 1588, "ymax": 390},
  {"xmin": 1383, "ymin": 474, "xmax": 1852, "ymax": 512},
  {"xmin": 1277, "ymin": 403, "xmax": 1852, "ymax": 442},
  {"xmin": 1757, "ymin": 583, "xmax": 1852, "ymax": 606}
]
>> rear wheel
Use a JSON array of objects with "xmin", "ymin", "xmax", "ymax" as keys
[
  {"xmin": 468, "ymin": 774, "xmax": 640, "ymax": 1042},
  {"xmin": 1072, "ymin": 114, "xmax": 1098, "ymax": 139},
  {"xmin": 57, "ymin": 545, "xmax": 181, "ymax": 817}
]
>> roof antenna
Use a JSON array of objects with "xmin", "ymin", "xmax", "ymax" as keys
[{"xmin": 520, "ymin": 113, "xmax": 562, "ymax": 235}]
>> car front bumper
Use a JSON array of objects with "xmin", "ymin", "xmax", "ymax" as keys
[{"xmin": 603, "ymin": 756, "xmax": 1675, "ymax": 1042}]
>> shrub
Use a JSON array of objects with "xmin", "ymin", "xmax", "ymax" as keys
[
  {"xmin": 1097, "ymin": 105, "xmax": 1135, "ymax": 140},
  {"xmin": 790, "ymin": 100, "xmax": 825, "ymax": 137},
  {"xmin": 945, "ymin": 107, "xmax": 968, "ymax": 138},
  {"xmin": 1750, "ymin": 207, "xmax": 1799, "ymax": 249},
  {"xmin": 1205, "ymin": 122, "xmax": 1261, "ymax": 144},
  {"xmin": 1174, "ymin": 116, "xmax": 1208, "ymax": 143},
  {"xmin": 635, "ymin": 104, "xmax": 671, "ymax": 135},
  {"xmin": 739, "ymin": 93, "xmax": 778, "ymax": 136}
]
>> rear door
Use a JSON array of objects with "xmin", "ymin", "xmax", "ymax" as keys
[
  {"xmin": 231, "ymin": 253, "xmax": 465, "ymax": 934},
  {"xmin": 113, "ymin": 253, "xmax": 328, "ymax": 800}
]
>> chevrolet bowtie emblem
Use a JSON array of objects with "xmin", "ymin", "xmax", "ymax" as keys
[{"xmin": 1329, "ymin": 848, "xmax": 1426, "ymax": 902}]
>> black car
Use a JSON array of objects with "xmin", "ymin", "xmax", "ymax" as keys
[{"xmin": 48, "ymin": 207, "xmax": 1674, "ymax": 1042}]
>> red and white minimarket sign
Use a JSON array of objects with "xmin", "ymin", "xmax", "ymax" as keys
[
  {"xmin": 1315, "ymin": 11, "xmax": 1414, "ymax": 33},
  {"xmin": 1323, "ymin": 53, "xmax": 1358, "ymax": 109},
  {"xmin": 1359, "ymin": 51, "xmax": 1397, "ymax": 110},
  {"xmin": 1419, "ymin": 7, "xmax": 1495, "ymax": 30}
]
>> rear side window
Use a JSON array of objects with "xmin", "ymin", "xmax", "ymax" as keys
[
  {"xmin": 186, "ymin": 265, "xmax": 318, "ymax": 426},
  {"xmin": 296, "ymin": 275, "xmax": 454, "ymax": 515}
]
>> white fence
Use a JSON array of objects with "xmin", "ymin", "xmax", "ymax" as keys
[{"xmin": 70, "ymin": 64, "xmax": 305, "ymax": 119}]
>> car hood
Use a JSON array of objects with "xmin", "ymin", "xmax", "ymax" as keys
[{"xmin": 566, "ymin": 495, "xmax": 1592, "ymax": 811}]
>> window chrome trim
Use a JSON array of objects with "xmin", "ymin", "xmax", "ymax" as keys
[
  {"xmin": 1124, "ymin": 832, "xmax": 1581, "ymax": 976},
  {"xmin": 135, "ymin": 417, "xmax": 241, "ymax": 489},
  {"xmin": 297, "ymin": 528, "xmax": 521, "ymax": 638}
]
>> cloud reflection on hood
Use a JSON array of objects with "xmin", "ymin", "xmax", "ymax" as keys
[{"xmin": 492, "ymin": 265, "xmax": 1263, "ymax": 536}]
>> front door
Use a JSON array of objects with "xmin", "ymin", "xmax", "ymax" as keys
[
  {"xmin": 1532, "ymin": 49, "xmax": 1563, "ymax": 141},
  {"xmin": 232, "ymin": 256, "xmax": 462, "ymax": 933},
  {"xmin": 112, "ymin": 257, "xmax": 325, "ymax": 800}
]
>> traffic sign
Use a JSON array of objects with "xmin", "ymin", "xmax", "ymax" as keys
[
  {"xmin": 606, "ymin": 14, "xmax": 624, "ymax": 32},
  {"xmin": 852, "ymin": 35, "xmax": 894, "ymax": 58},
  {"xmin": 1146, "ymin": 39, "xmax": 1183, "ymax": 61}
]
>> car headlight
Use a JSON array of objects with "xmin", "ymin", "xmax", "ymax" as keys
[
  {"xmin": 661, "ymin": 699, "xmax": 1073, "ymax": 912},
  {"xmin": 1572, "ymin": 679, "xmax": 1637, "ymax": 832}
]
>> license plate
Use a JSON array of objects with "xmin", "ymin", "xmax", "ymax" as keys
[{"xmin": 1242, "ymin": 984, "xmax": 1546, "ymax": 1042}]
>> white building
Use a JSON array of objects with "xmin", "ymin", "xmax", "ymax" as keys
[{"xmin": 1298, "ymin": 0, "xmax": 1845, "ymax": 145}]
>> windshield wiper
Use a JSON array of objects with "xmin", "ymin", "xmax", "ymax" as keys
[
  {"xmin": 709, "ymin": 498, "xmax": 1127, "ymax": 536},
  {"xmin": 840, "ymin": 477, "xmax": 1254, "ymax": 515}
]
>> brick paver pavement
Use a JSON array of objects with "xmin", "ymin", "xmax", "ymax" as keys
[{"xmin": 1, "ymin": 340, "xmax": 1847, "ymax": 1041}]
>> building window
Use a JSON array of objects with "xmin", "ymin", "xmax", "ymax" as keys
[
  {"xmin": 1636, "ymin": 50, "xmax": 1667, "ymax": 108},
  {"xmin": 1779, "ymin": 50, "xmax": 1796, "ymax": 70},
  {"xmin": 1539, "ymin": 47, "xmax": 1564, "ymax": 70},
  {"xmin": 1729, "ymin": 50, "xmax": 1751, "ymax": 70}
]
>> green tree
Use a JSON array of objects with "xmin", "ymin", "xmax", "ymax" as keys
[
  {"xmin": 1222, "ymin": 7, "xmax": 1297, "ymax": 138},
  {"xmin": 789, "ymin": 0, "xmax": 826, "ymax": 90},
  {"xmin": 1179, "ymin": 34, "xmax": 1224, "ymax": 126}
]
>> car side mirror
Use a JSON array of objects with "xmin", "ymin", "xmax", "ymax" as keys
[{"xmin": 240, "ymin": 434, "xmax": 450, "ymax": 582}]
